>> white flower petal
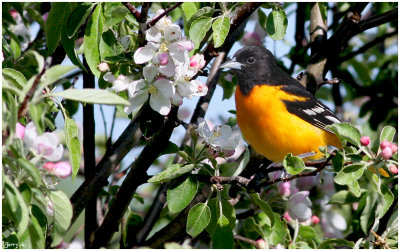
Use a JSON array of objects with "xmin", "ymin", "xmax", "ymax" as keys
[
  {"xmin": 164, "ymin": 24, "xmax": 181, "ymax": 41},
  {"xmin": 168, "ymin": 43, "xmax": 188, "ymax": 64},
  {"xmin": 125, "ymin": 90, "xmax": 148, "ymax": 115},
  {"xmin": 103, "ymin": 72, "xmax": 116, "ymax": 83},
  {"xmin": 143, "ymin": 64, "xmax": 158, "ymax": 82},
  {"xmin": 23, "ymin": 122, "xmax": 38, "ymax": 149},
  {"xmin": 127, "ymin": 79, "xmax": 146, "ymax": 98},
  {"xmin": 197, "ymin": 120, "xmax": 213, "ymax": 139},
  {"xmin": 44, "ymin": 144, "xmax": 64, "ymax": 162},
  {"xmin": 159, "ymin": 56, "xmax": 176, "ymax": 77},
  {"xmin": 154, "ymin": 79, "xmax": 175, "ymax": 97},
  {"xmin": 134, "ymin": 43, "xmax": 158, "ymax": 64},
  {"xmin": 145, "ymin": 26, "xmax": 162, "ymax": 42},
  {"xmin": 111, "ymin": 75, "xmax": 132, "ymax": 92},
  {"xmin": 289, "ymin": 202, "xmax": 312, "ymax": 222},
  {"xmin": 150, "ymin": 93, "xmax": 171, "ymax": 115},
  {"xmin": 170, "ymin": 93, "xmax": 183, "ymax": 106}
]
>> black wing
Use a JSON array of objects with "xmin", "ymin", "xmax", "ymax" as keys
[{"xmin": 281, "ymin": 82, "xmax": 341, "ymax": 134}]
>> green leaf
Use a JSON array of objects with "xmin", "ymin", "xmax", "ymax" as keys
[
  {"xmin": 265, "ymin": 213, "xmax": 287, "ymax": 246},
  {"xmin": 39, "ymin": 65, "xmax": 78, "ymax": 90},
  {"xmin": 67, "ymin": 3, "xmax": 96, "ymax": 38},
  {"xmin": 181, "ymin": 2, "xmax": 198, "ymax": 20},
  {"xmin": 334, "ymin": 163, "xmax": 365, "ymax": 186},
  {"xmin": 84, "ymin": 4, "xmax": 104, "ymax": 77},
  {"xmin": 159, "ymin": 141, "xmax": 180, "ymax": 156},
  {"xmin": 51, "ymin": 88, "xmax": 130, "ymax": 106},
  {"xmin": 266, "ymin": 10, "xmax": 288, "ymax": 40},
  {"xmin": 2, "ymin": 68, "xmax": 27, "ymax": 90},
  {"xmin": 318, "ymin": 3, "xmax": 328, "ymax": 20},
  {"xmin": 49, "ymin": 190, "xmax": 73, "ymax": 247},
  {"xmin": 212, "ymin": 215, "xmax": 234, "ymax": 249},
  {"xmin": 189, "ymin": 17, "xmax": 213, "ymax": 46},
  {"xmin": 328, "ymin": 190, "xmax": 359, "ymax": 204},
  {"xmin": 65, "ymin": 118, "xmax": 81, "ymax": 182},
  {"xmin": 318, "ymin": 238, "xmax": 354, "ymax": 248},
  {"xmin": 380, "ymin": 126, "xmax": 396, "ymax": 143},
  {"xmin": 148, "ymin": 164, "xmax": 196, "ymax": 183},
  {"xmin": 332, "ymin": 151, "xmax": 345, "ymax": 172},
  {"xmin": 249, "ymin": 193, "xmax": 275, "ymax": 225},
  {"xmin": 377, "ymin": 184, "xmax": 394, "ymax": 219},
  {"xmin": 360, "ymin": 193, "xmax": 377, "ymax": 234},
  {"xmin": 206, "ymin": 198, "xmax": 236, "ymax": 234},
  {"xmin": 349, "ymin": 180, "xmax": 361, "ymax": 197},
  {"xmin": 188, "ymin": 7, "xmax": 214, "ymax": 26},
  {"xmin": 212, "ymin": 16, "xmax": 230, "ymax": 48},
  {"xmin": 99, "ymin": 29, "xmax": 124, "ymax": 60},
  {"xmin": 46, "ymin": 3, "xmax": 70, "ymax": 54},
  {"xmin": 326, "ymin": 122, "xmax": 361, "ymax": 147},
  {"xmin": 258, "ymin": 9, "xmax": 267, "ymax": 30},
  {"xmin": 167, "ymin": 175, "xmax": 198, "ymax": 213},
  {"xmin": 9, "ymin": 32, "xmax": 21, "ymax": 59},
  {"xmin": 186, "ymin": 203, "xmax": 211, "ymax": 237},
  {"xmin": 61, "ymin": 5, "xmax": 87, "ymax": 72},
  {"xmin": 17, "ymin": 158, "xmax": 42, "ymax": 187},
  {"xmin": 244, "ymin": 217, "xmax": 265, "ymax": 237},
  {"xmin": 28, "ymin": 214, "xmax": 45, "ymax": 249},
  {"xmin": 103, "ymin": 3, "xmax": 132, "ymax": 28},
  {"xmin": 283, "ymin": 153, "xmax": 306, "ymax": 175},
  {"xmin": 297, "ymin": 225, "xmax": 320, "ymax": 247},
  {"xmin": 4, "ymin": 176, "xmax": 29, "ymax": 237},
  {"xmin": 19, "ymin": 183, "xmax": 32, "ymax": 205}
]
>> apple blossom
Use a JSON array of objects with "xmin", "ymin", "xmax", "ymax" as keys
[
  {"xmin": 283, "ymin": 211, "xmax": 292, "ymax": 222},
  {"xmin": 389, "ymin": 165, "xmax": 398, "ymax": 174},
  {"xmin": 23, "ymin": 122, "xmax": 64, "ymax": 162},
  {"xmin": 97, "ymin": 62, "xmax": 110, "ymax": 72},
  {"xmin": 256, "ymin": 239, "xmax": 267, "ymax": 249},
  {"xmin": 360, "ymin": 136, "xmax": 370, "ymax": 146},
  {"xmin": 197, "ymin": 119, "xmax": 240, "ymax": 151},
  {"xmin": 288, "ymin": 191, "xmax": 312, "ymax": 222},
  {"xmin": 311, "ymin": 215, "xmax": 320, "ymax": 225},
  {"xmin": 16, "ymin": 122, "xmax": 25, "ymax": 139},
  {"xmin": 278, "ymin": 181, "xmax": 291, "ymax": 197},
  {"xmin": 382, "ymin": 147, "xmax": 393, "ymax": 159},
  {"xmin": 390, "ymin": 143, "xmax": 398, "ymax": 153}
]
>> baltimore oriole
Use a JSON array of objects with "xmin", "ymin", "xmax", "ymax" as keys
[{"xmin": 220, "ymin": 46, "xmax": 342, "ymax": 163}]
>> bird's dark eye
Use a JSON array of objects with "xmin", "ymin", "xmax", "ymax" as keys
[{"xmin": 247, "ymin": 56, "xmax": 255, "ymax": 64}]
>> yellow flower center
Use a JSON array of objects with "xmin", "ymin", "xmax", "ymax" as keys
[
  {"xmin": 148, "ymin": 85, "xmax": 158, "ymax": 94},
  {"xmin": 160, "ymin": 43, "xmax": 168, "ymax": 52}
]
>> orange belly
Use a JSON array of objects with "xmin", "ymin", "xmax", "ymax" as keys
[{"xmin": 235, "ymin": 85, "xmax": 341, "ymax": 163}]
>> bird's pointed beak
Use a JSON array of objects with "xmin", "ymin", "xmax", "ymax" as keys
[{"xmin": 219, "ymin": 57, "xmax": 243, "ymax": 70}]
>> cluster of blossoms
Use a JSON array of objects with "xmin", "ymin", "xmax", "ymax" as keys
[
  {"xmin": 103, "ymin": 9, "xmax": 207, "ymax": 116},
  {"xmin": 16, "ymin": 122, "xmax": 71, "ymax": 179},
  {"xmin": 196, "ymin": 119, "xmax": 240, "ymax": 158},
  {"xmin": 360, "ymin": 136, "xmax": 398, "ymax": 174}
]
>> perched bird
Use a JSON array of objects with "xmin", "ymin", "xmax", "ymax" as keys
[{"xmin": 220, "ymin": 46, "xmax": 342, "ymax": 163}]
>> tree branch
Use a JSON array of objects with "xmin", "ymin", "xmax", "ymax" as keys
[
  {"xmin": 358, "ymin": 8, "xmax": 398, "ymax": 33},
  {"xmin": 89, "ymin": 107, "xmax": 180, "ymax": 248},
  {"xmin": 338, "ymin": 29, "xmax": 398, "ymax": 63},
  {"xmin": 82, "ymin": 57, "xmax": 98, "ymax": 247},
  {"xmin": 70, "ymin": 116, "xmax": 142, "ymax": 225},
  {"xmin": 234, "ymin": 234, "xmax": 258, "ymax": 247},
  {"xmin": 122, "ymin": 2, "xmax": 141, "ymax": 20},
  {"xmin": 18, "ymin": 67, "xmax": 46, "ymax": 119},
  {"xmin": 145, "ymin": 3, "xmax": 183, "ymax": 30}
]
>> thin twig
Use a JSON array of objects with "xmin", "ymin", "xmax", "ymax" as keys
[
  {"xmin": 18, "ymin": 67, "xmax": 46, "ymax": 119},
  {"xmin": 122, "ymin": 2, "xmax": 141, "ymax": 20},
  {"xmin": 146, "ymin": 3, "xmax": 183, "ymax": 30},
  {"xmin": 234, "ymin": 234, "xmax": 258, "ymax": 247},
  {"xmin": 358, "ymin": 8, "xmax": 398, "ymax": 33}
]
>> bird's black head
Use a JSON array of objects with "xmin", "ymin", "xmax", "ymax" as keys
[{"xmin": 220, "ymin": 46, "xmax": 287, "ymax": 95}]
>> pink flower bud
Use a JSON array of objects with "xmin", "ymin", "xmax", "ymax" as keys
[
  {"xmin": 157, "ymin": 53, "xmax": 169, "ymax": 66},
  {"xmin": 389, "ymin": 165, "xmax": 398, "ymax": 174},
  {"xmin": 278, "ymin": 181, "xmax": 291, "ymax": 197},
  {"xmin": 360, "ymin": 136, "xmax": 370, "ymax": 146},
  {"xmin": 189, "ymin": 54, "xmax": 205, "ymax": 70},
  {"xmin": 243, "ymin": 32, "xmax": 262, "ymax": 46},
  {"xmin": 178, "ymin": 40, "xmax": 194, "ymax": 52},
  {"xmin": 42, "ymin": 12, "xmax": 49, "ymax": 23},
  {"xmin": 311, "ymin": 215, "xmax": 320, "ymax": 225},
  {"xmin": 382, "ymin": 147, "xmax": 393, "ymax": 160},
  {"xmin": 43, "ymin": 162, "xmax": 56, "ymax": 171},
  {"xmin": 16, "ymin": 123, "xmax": 25, "ymax": 139},
  {"xmin": 256, "ymin": 239, "xmax": 267, "ymax": 249},
  {"xmin": 97, "ymin": 62, "xmax": 110, "ymax": 72},
  {"xmin": 53, "ymin": 161, "xmax": 72, "ymax": 179},
  {"xmin": 283, "ymin": 211, "xmax": 292, "ymax": 222},
  {"xmin": 43, "ymin": 161, "xmax": 72, "ymax": 179},
  {"xmin": 390, "ymin": 143, "xmax": 398, "ymax": 153},
  {"xmin": 10, "ymin": 9, "xmax": 18, "ymax": 19},
  {"xmin": 380, "ymin": 140, "xmax": 392, "ymax": 150}
]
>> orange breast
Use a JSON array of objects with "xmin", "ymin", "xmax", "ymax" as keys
[{"xmin": 235, "ymin": 85, "xmax": 341, "ymax": 163}]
